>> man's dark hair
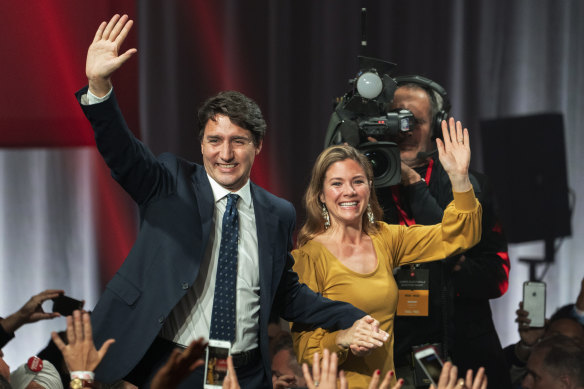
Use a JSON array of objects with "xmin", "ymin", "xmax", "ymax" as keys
[
  {"xmin": 197, "ymin": 90, "xmax": 266, "ymax": 146},
  {"xmin": 269, "ymin": 330, "xmax": 294, "ymax": 359},
  {"xmin": 533, "ymin": 334, "xmax": 584, "ymax": 386}
]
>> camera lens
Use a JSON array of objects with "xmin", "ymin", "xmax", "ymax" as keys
[{"xmin": 364, "ymin": 150, "xmax": 389, "ymax": 179}]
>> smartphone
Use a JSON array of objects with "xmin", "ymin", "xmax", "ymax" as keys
[
  {"xmin": 523, "ymin": 281, "xmax": 546, "ymax": 328},
  {"xmin": 204, "ymin": 339, "xmax": 231, "ymax": 388},
  {"xmin": 52, "ymin": 295, "xmax": 84, "ymax": 316},
  {"xmin": 414, "ymin": 345, "xmax": 443, "ymax": 386}
]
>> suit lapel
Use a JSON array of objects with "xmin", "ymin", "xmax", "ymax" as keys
[
  {"xmin": 193, "ymin": 167, "xmax": 215, "ymax": 257},
  {"xmin": 251, "ymin": 184, "xmax": 278, "ymax": 302}
]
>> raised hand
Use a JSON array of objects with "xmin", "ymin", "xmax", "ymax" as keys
[
  {"xmin": 150, "ymin": 338, "xmax": 207, "ymax": 389},
  {"xmin": 302, "ymin": 349, "xmax": 346, "ymax": 389},
  {"xmin": 335, "ymin": 315, "xmax": 389, "ymax": 357},
  {"xmin": 368, "ymin": 369, "xmax": 403, "ymax": 389},
  {"xmin": 429, "ymin": 362, "xmax": 487, "ymax": 389},
  {"xmin": 436, "ymin": 118, "xmax": 471, "ymax": 192},
  {"xmin": 86, "ymin": 14, "xmax": 137, "ymax": 97},
  {"xmin": 0, "ymin": 289, "xmax": 64, "ymax": 333},
  {"xmin": 51, "ymin": 310, "xmax": 115, "ymax": 372}
]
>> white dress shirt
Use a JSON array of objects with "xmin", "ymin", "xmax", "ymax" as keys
[{"xmin": 160, "ymin": 176, "xmax": 260, "ymax": 352}]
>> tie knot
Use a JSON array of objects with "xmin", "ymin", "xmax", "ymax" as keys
[{"xmin": 226, "ymin": 193, "xmax": 239, "ymax": 210}]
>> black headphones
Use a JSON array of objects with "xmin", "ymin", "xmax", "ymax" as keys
[{"xmin": 394, "ymin": 75, "xmax": 451, "ymax": 139}]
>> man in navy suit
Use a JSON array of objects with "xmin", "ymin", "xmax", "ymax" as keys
[{"xmin": 78, "ymin": 14, "xmax": 386, "ymax": 388}]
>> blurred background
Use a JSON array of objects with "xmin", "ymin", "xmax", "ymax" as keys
[{"xmin": 1, "ymin": 0, "xmax": 582, "ymax": 367}]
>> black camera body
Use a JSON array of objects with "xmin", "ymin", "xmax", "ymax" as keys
[{"xmin": 324, "ymin": 56, "xmax": 413, "ymax": 188}]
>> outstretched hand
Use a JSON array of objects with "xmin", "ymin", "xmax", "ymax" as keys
[
  {"xmin": 302, "ymin": 349, "xmax": 347, "ymax": 389},
  {"xmin": 368, "ymin": 369, "xmax": 403, "ymax": 389},
  {"xmin": 150, "ymin": 338, "xmax": 208, "ymax": 389},
  {"xmin": 51, "ymin": 310, "xmax": 114, "ymax": 373},
  {"xmin": 0, "ymin": 289, "xmax": 64, "ymax": 334},
  {"xmin": 429, "ymin": 362, "xmax": 487, "ymax": 389},
  {"xmin": 436, "ymin": 118, "xmax": 471, "ymax": 192},
  {"xmin": 86, "ymin": 14, "xmax": 137, "ymax": 97}
]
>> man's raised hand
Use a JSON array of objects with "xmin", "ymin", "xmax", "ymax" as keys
[{"xmin": 86, "ymin": 14, "xmax": 137, "ymax": 97}]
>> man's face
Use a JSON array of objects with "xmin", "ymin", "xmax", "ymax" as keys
[
  {"xmin": 271, "ymin": 349, "xmax": 306, "ymax": 387},
  {"xmin": 201, "ymin": 114, "xmax": 262, "ymax": 191},
  {"xmin": 390, "ymin": 86, "xmax": 434, "ymax": 168},
  {"xmin": 522, "ymin": 349, "xmax": 564, "ymax": 389}
]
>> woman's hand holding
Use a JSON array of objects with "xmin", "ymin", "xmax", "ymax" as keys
[
  {"xmin": 436, "ymin": 118, "xmax": 471, "ymax": 192},
  {"xmin": 335, "ymin": 315, "xmax": 389, "ymax": 357}
]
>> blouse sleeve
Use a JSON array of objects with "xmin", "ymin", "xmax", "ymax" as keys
[
  {"xmin": 291, "ymin": 247, "xmax": 350, "ymax": 365},
  {"xmin": 380, "ymin": 188, "xmax": 482, "ymax": 267}
]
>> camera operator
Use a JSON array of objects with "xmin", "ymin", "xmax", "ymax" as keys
[{"xmin": 372, "ymin": 76, "xmax": 511, "ymax": 389}]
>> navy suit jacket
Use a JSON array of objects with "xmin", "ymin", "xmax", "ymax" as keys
[{"xmin": 76, "ymin": 87, "xmax": 364, "ymax": 384}]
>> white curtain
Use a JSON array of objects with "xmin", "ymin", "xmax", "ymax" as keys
[{"xmin": 0, "ymin": 148, "xmax": 101, "ymax": 367}]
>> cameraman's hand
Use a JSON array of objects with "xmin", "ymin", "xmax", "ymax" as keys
[
  {"xmin": 366, "ymin": 136, "xmax": 422, "ymax": 186},
  {"xmin": 400, "ymin": 162, "xmax": 422, "ymax": 186}
]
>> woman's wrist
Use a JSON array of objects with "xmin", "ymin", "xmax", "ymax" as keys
[
  {"xmin": 335, "ymin": 329, "xmax": 350, "ymax": 349},
  {"xmin": 448, "ymin": 174, "xmax": 471, "ymax": 192}
]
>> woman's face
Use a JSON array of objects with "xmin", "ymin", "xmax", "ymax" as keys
[{"xmin": 319, "ymin": 158, "xmax": 371, "ymax": 229}]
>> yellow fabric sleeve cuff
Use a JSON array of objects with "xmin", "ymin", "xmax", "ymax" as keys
[{"xmin": 452, "ymin": 187, "xmax": 477, "ymax": 211}]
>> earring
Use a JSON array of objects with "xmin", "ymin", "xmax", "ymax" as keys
[
  {"xmin": 321, "ymin": 203, "xmax": 330, "ymax": 230},
  {"xmin": 367, "ymin": 203, "xmax": 375, "ymax": 225}
]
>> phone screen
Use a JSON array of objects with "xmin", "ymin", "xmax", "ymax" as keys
[
  {"xmin": 415, "ymin": 348, "xmax": 443, "ymax": 385},
  {"xmin": 52, "ymin": 295, "xmax": 84, "ymax": 316},
  {"xmin": 204, "ymin": 341, "xmax": 230, "ymax": 388}
]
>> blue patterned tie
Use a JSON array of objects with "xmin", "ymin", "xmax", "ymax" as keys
[{"xmin": 210, "ymin": 193, "xmax": 239, "ymax": 341}]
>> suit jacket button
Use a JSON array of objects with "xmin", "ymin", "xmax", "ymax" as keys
[
  {"xmin": 158, "ymin": 315, "xmax": 164, "ymax": 324},
  {"xmin": 181, "ymin": 282, "xmax": 189, "ymax": 290}
]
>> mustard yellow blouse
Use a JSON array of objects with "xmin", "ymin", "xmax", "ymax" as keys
[{"xmin": 291, "ymin": 189, "xmax": 482, "ymax": 389}]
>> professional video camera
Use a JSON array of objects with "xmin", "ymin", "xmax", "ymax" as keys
[{"xmin": 323, "ymin": 56, "xmax": 413, "ymax": 188}]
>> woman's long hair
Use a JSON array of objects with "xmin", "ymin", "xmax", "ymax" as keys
[{"xmin": 297, "ymin": 145, "xmax": 383, "ymax": 248}]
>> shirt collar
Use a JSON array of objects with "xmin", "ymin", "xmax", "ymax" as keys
[{"xmin": 207, "ymin": 174, "xmax": 252, "ymax": 209}]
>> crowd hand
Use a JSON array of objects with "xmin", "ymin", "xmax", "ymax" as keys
[
  {"xmin": 273, "ymin": 373, "xmax": 297, "ymax": 388},
  {"xmin": 368, "ymin": 369, "xmax": 403, "ymax": 389},
  {"xmin": 429, "ymin": 362, "xmax": 487, "ymax": 389},
  {"xmin": 0, "ymin": 289, "xmax": 64, "ymax": 333},
  {"xmin": 222, "ymin": 356, "xmax": 240, "ymax": 389},
  {"xmin": 516, "ymin": 302, "xmax": 544, "ymax": 346},
  {"xmin": 302, "ymin": 349, "xmax": 347, "ymax": 389},
  {"xmin": 150, "ymin": 337, "xmax": 208, "ymax": 389},
  {"xmin": 336, "ymin": 315, "xmax": 388, "ymax": 357},
  {"xmin": 51, "ymin": 310, "xmax": 114, "ymax": 372},
  {"xmin": 436, "ymin": 118, "xmax": 471, "ymax": 192},
  {"xmin": 86, "ymin": 14, "xmax": 137, "ymax": 97}
]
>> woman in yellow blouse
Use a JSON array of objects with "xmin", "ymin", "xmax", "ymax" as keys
[{"xmin": 291, "ymin": 118, "xmax": 482, "ymax": 388}]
